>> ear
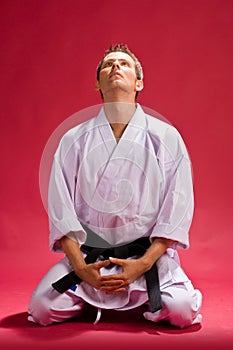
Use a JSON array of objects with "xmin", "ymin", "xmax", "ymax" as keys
[
  {"xmin": 95, "ymin": 80, "xmax": 100, "ymax": 90},
  {"xmin": 136, "ymin": 79, "xmax": 144, "ymax": 92}
]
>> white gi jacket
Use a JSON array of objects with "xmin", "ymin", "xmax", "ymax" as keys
[{"xmin": 48, "ymin": 104, "xmax": 193, "ymax": 310}]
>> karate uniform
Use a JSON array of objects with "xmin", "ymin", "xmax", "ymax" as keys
[{"xmin": 28, "ymin": 104, "xmax": 202, "ymax": 327}]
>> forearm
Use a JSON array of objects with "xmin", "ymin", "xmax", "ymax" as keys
[
  {"xmin": 100, "ymin": 237, "xmax": 174, "ymax": 293},
  {"xmin": 139, "ymin": 237, "xmax": 174, "ymax": 273},
  {"xmin": 60, "ymin": 235, "xmax": 86, "ymax": 274},
  {"xmin": 60, "ymin": 235, "xmax": 111, "ymax": 289}
]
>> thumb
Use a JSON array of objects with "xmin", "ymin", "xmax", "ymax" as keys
[
  {"xmin": 109, "ymin": 257, "xmax": 124, "ymax": 266},
  {"xmin": 95, "ymin": 260, "xmax": 111, "ymax": 269}
]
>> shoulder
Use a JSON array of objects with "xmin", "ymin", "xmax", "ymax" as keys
[
  {"xmin": 144, "ymin": 110, "xmax": 182, "ymax": 143},
  {"xmin": 143, "ymin": 110, "xmax": 189, "ymax": 159},
  {"xmin": 61, "ymin": 116, "xmax": 97, "ymax": 143},
  {"xmin": 54, "ymin": 115, "xmax": 97, "ymax": 159}
]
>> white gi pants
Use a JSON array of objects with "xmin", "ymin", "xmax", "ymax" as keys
[{"xmin": 28, "ymin": 257, "xmax": 202, "ymax": 328}]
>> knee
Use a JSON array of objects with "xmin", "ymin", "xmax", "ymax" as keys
[
  {"xmin": 28, "ymin": 287, "xmax": 85, "ymax": 326},
  {"xmin": 163, "ymin": 288, "xmax": 202, "ymax": 328},
  {"xmin": 28, "ymin": 289, "xmax": 58, "ymax": 326}
]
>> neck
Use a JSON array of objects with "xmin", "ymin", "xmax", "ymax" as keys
[
  {"xmin": 103, "ymin": 102, "xmax": 137, "ymax": 141},
  {"xmin": 103, "ymin": 102, "xmax": 137, "ymax": 124}
]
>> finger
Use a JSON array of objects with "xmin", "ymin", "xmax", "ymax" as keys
[
  {"xmin": 100, "ymin": 279, "xmax": 125, "ymax": 287},
  {"xmin": 109, "ymin": 257, "xmax": 124, "ymax": 266},
  {"xmin": 104, "ymin": 287, "xmax": 126, "ymax": 294},
  {"xmin": 94, "ymin": 260, "xmax": 111, "ymax": 269},
  {"xmin": 100, "ymin": 274, "xmax": 125, "ymax": 282}
]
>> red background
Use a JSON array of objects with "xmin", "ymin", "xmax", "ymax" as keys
[{"xmin": 0, "ymin": 1, "xmax": 232, "ymax": 349}]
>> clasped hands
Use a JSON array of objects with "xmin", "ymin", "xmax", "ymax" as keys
[{"xmin": 77, "ymin": 257, "xmax": 146, "ymax": 294}]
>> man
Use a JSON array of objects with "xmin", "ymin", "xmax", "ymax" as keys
[{"xmin": 28, "ymin": 44, "xmax": 202, "ymax": 327}]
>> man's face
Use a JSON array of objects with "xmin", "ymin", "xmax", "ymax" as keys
[{"xmin": 96, "ymin": 51, "xmax": 143, "ymax": 100}]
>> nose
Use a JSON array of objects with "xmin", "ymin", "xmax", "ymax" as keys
[{"xmin": 111, "ymin": 60, "xmax": 120, "ymax": 70}]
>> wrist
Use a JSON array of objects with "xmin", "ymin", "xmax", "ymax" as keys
[
  {"xmin": 138, "ymin": 256, "xmax": 154, "ymax": 273},
  {"xmin": 73, "ymin": 261, "xmax": 87, "ymax": 275}
]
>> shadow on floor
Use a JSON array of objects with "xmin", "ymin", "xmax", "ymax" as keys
[{"xmin": 0, "ymin": 305, "xmax": 201, "ymax": 342}]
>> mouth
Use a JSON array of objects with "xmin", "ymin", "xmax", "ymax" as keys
[{"xmin": 109, "ymin": 71, "xmax": 123, "ymax": 79}]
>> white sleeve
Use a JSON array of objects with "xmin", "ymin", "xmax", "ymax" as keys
[
  {"xmin": 48, "ymin": 135, "xmax": 86, "ymax": 252},
  {"xmin": 150, "ymin": 127, "xmax": 194, "ymax": 249}
]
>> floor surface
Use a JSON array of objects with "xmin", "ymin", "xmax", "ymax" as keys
[{"xmin": 1, "ymin": 225, "xmax": 232, "ymax": 350}]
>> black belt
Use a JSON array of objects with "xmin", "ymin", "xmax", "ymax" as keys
[{"xmin": 52, "ymin": 237, "xmax": 162, "ymax": 313}]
